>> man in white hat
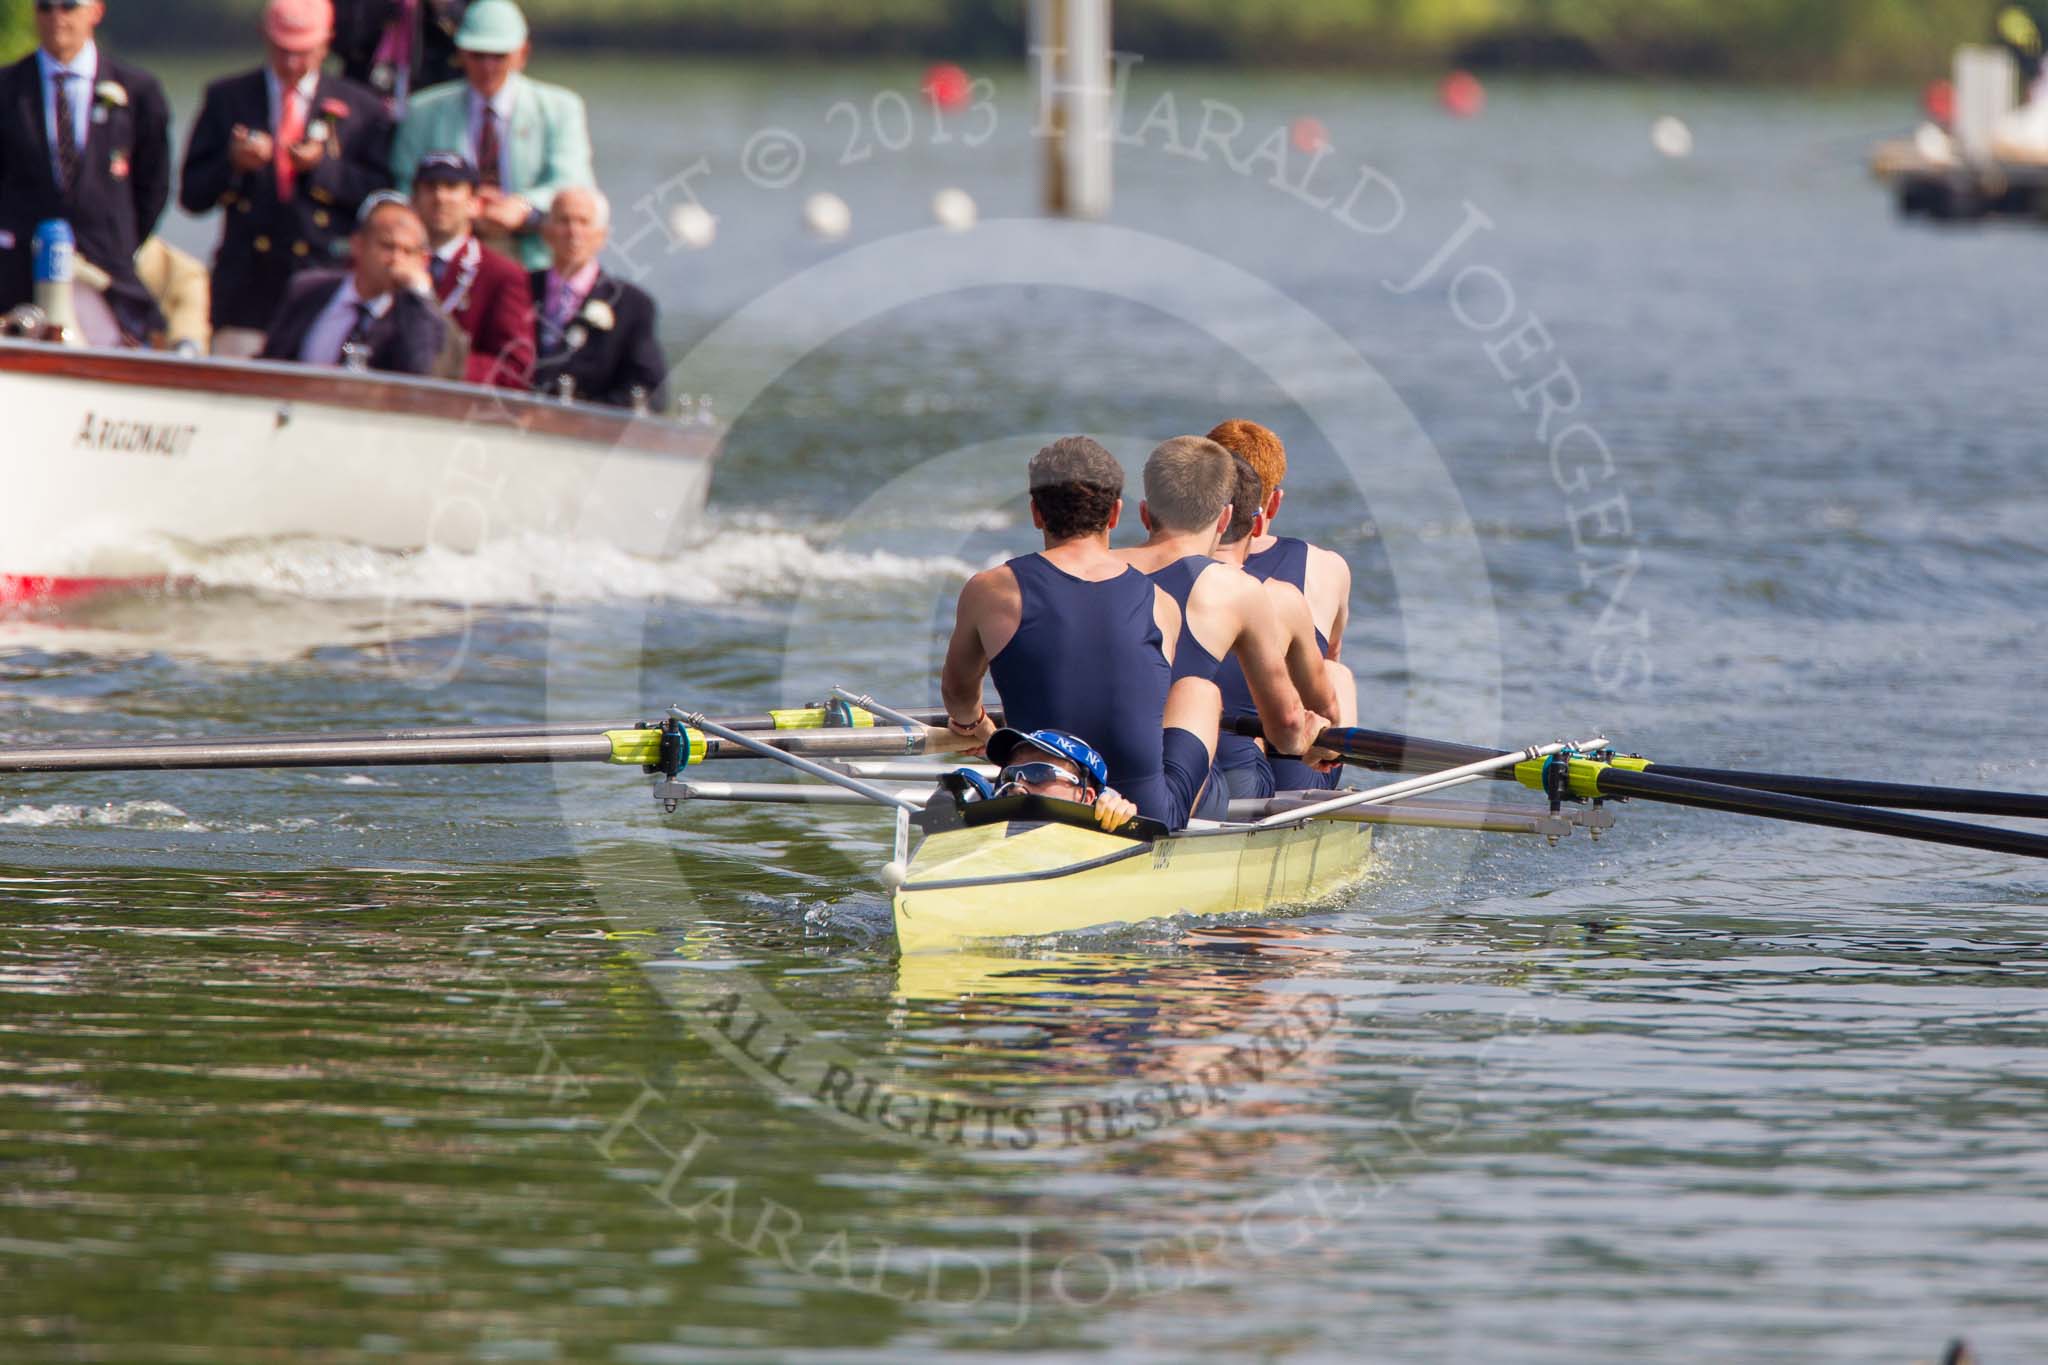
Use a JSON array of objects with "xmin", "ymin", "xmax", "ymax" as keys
[{"xmin": 387, "ymin": 0, "xmax": 592, "ymax": 271}]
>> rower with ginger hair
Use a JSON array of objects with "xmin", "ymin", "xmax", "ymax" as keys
[{"xmin": 1207, "ymin": 418, "xmax": 1358, "ymax": 796}]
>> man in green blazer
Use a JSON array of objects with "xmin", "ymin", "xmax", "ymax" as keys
[{"xmin": 388, "ymin": 0, "xmax": 590, "ymax": 271}]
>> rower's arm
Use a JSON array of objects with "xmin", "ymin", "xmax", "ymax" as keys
[
  {"xmin": 1310, "ymin": 546, "xmax": 1352, "ymax": 661},
  {"xmin": 940, "ymin": 567, "xmax": 1013, "ymax": 728},
  {"xmin": 1273, "ymin": 584, "xmax": 1340, "ymax": 721},
  {"xmin": 1227, "ymin": 577, "xmax": 1316, "ymax": 756}
]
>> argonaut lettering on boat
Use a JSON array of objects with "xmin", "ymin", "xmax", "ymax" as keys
[{"xmin": 73, "ymin": 411, "xmax": 198, "ymax": 457}]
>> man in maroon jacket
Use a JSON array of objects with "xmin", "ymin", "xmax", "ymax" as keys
[{"xmin": 409, "ymin": 149, "xmax": 530, "ymax": 387}]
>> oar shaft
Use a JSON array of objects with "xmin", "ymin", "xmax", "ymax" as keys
[
  {"xmin": 1637, "ymin": 765, "xmax": 2048, "ymax": 819},
  {"xmin": 0, "ymin": 716, "xmax": 978, "ymax": 777},
  {"xmin": 1590, "ymin": 766, "xmax": 2048, "ymax": 861},
  {"xmin": 0, "ymin": 733, "xmax": 616, "ymax": 774},
  {"xmin": 16, "ymin": 706, "xmax": 981, "ymax": 757},
  {"xmin": 1235, "ymin": 716, "xmax": 2048, "ymax": 822},
  {"xmin": 1229, "ymin": 717, "xmax": 1505, "ymax": 775}
]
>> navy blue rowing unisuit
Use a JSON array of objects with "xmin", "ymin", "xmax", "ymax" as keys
[
  {"xmin": 1145, "ymin": 554, "xmax": 1233, "ymax": 824},
  {"xmin": 1145, "ymin": 555, "xmax": 1225, "ymax": 684},
  {"xmin": 1215, "ymin": 536, "xmax": 1340, "ymax": 796},
  {"xmin": 988, "ymin": 554, "xmax": 1173, "ymax": 824}
]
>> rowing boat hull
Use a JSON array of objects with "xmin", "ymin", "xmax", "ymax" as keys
[
  {"xmin": 0, "ymin": 340, "xmax": 718, "ymax": 602},
  {"xmin": 891, "ymin": 816, "xmax": 1375, "ymax": 953}
]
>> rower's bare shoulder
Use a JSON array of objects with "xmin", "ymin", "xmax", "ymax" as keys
[
  {"xmin": 1264, "ymin": 575, "xmax": 1315, "ymax": 627},
  {"xmin": 1207, "ymin": 559, "xmax": 1268, "ymax": 613},
  {"xmin": 1306, "ymin": 543, "xmax": 1352, "ymax": 588},
  {"xmin": 960, "ymin": 562, "xmax": 1021, "ymax": 607}
]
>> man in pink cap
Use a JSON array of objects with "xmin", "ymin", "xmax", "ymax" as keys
[{"xmin": 178, "ymin": 0, "xmax": 396, "ymax": 357}]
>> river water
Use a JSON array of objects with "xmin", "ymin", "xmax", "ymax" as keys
[{"xmin": 3, "ymin": 57, "xmax": 2047, "ymax": 1362}]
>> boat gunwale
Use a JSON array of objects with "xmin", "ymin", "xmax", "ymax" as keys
[
  {"xmin": 0, "ymin": 337, "xmax": 710, "ymax": 456},
  {"xmin": 896, "ymin": 814, "xmax": 1351, "ymax": 893}
]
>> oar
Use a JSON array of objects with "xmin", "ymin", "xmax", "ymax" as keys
[
  {"xmin": 1229, "ymin": 717, "xmax": 2048, "ymax": 862},
  {"xmin": 10, "ymin": 704, "xmax": 990, "ymax": 756},
  {"xmin": 1535, "ymin": 754, "xmax": 2048, "ymax": 862},
  {"xmin": 1596, "ymin": 761, "xmax": 2048, "ymax": 820},
  {"xmin": 1231, "ymin": 717, "xmax": 2048, "ymax": 819},
  {"xmin": 0, "ymin": 718, "xmax": 976, "ymax": 776}
]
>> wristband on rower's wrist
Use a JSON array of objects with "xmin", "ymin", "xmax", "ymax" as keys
[{"xmin": 946, "ymin": 706, "xmax": 987, "ymax": 735}]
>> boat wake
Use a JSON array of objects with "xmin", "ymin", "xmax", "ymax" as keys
[{"xmin": 140, "ymin": 520, "xmax": 982, "ymax": 608}]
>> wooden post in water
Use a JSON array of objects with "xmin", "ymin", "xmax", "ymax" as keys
[{"xmin": 1032, "ymin": 0, "xmax": 1113, "ymax": 217}]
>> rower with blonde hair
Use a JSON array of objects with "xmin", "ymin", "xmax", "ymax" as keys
[{"xmin": 1115, "ymin": 434, "xmax": 1339, "ymax": 819}]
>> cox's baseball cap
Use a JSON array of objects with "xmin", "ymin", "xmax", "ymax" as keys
[{"xmin": 985, "ymin": 728, "xmax": 1111, "ymax": 793}]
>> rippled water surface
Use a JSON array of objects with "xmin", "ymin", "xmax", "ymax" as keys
[{"xmin": 3, "ymin": 58, "xmax": 2047, "ymax": 1363}]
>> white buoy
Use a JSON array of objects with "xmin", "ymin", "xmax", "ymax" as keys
[
  {"xmin": 932, "ymin": 187, "xmax": 978, "ymax": 232},
  {"xmin": 803, "ymin": 191, "xmax": 851, "ymax": 241},
  {"xmin": 668, "ymin": 201, "xmax": 716, "ymax": 249},
  {"xmin": 1651, "ymin": 115, "xmax": 1694, "ymax": 159}
]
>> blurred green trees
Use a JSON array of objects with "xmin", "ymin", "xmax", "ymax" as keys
[
  {"xmin": 2, "ymin": 0, "xmax": 32, "ymax": 63},
  {"xmin": 83, "ymin": 0, "xmax": 2005, "ymax": 78}
]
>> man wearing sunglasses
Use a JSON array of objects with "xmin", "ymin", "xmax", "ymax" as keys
[
  {"xmin": 0, "ymin": 0, "xmax": 173, "ymax": 344},
  {"xmin": 974, "ymin": 728, "xmax": 1139, "ymax": 834}
]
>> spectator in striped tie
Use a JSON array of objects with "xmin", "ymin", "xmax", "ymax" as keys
[
  {"xmin": 177, "ymin": 0, "xmax": 394, "ymax": 358},
  {"xmin": 259, "ymin": 194, "xmax": 449, "ymax": 375},
  {"xmin": 0, "ymin": 0, "xmax": 173, "ymax": 344},
  {"xmin": 529, "ymin": 187, "xmax": 666, "ymax": 411}
]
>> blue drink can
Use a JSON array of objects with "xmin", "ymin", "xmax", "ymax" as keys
[{"xmin": 33, "ymin": 219, "xmax": 76, "ymax": 286}]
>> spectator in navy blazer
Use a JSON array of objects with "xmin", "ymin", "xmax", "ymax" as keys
[
  {"xmin": 530, "ymin": 187, "xmax": 666, "ymax": 411},
  {"xmin": 260, "ymin": 195, "xmax": 447, "ymax": 376},
  {"xmin": 0, "ymin": 0, "xmax": 172, "ymax": 343},
  {"xmin": 178, "ymin": 0, "xmax": 394, "ymax": 357}
]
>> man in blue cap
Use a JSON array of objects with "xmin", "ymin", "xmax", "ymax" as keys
[
  {"xmin": 969, "ymin": 728, "xmax": 1140, "ymax": 833},
  {"xmin": 388, "ymin": 0, "xmax": 592, "ymax": 271}
]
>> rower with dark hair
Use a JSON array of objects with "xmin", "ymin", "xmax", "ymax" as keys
[
  {"xmin": 1207, "ymin": 419, "xmax": 1358, "ymax": 795},
  {"xmin": 1115, "ymin": 435, "xmax": 1338, "ymax": 819},
  {"xmin": 942, "ymin": 437, "xmax": 1176, "ymax": 824}
]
